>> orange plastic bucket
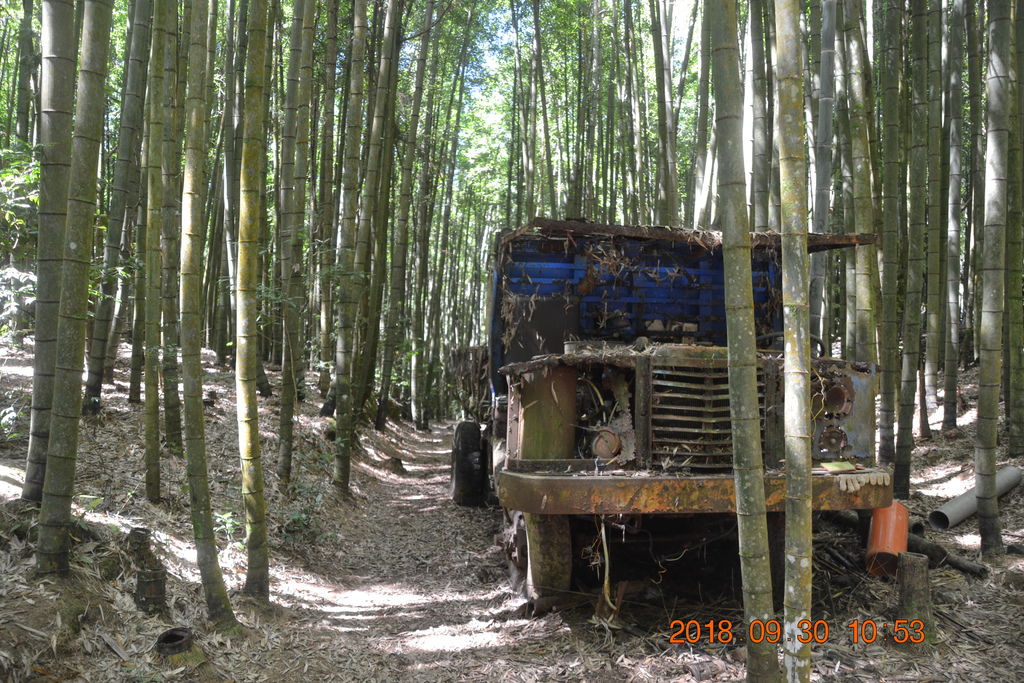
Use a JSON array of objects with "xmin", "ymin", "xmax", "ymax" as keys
[{"xmin": 866, "ymin": 502, "xmax": 909, "ymax": 576}]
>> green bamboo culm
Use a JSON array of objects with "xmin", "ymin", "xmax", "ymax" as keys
[
  {"xmin": 709, "ymin": 1, "xmax": 780, "ymax": 680},
  {"xmin": 82, "ymin": 0, "xmax": 151, "ymax": 415},
  {"xmin": 332, "ymin": 0, "xmax": 369, "ymax": 491},
  {"xmin": 975, "ymin": 0, "xmax": 1011, "ymax": 557},
  {"xmin": 35, "ymin": 0, "xmax": 114, "ymax": 574},
  {"xmin": 144, "ymin": 0, "xmax": 171, "ymax": 503},
  {"xmin": 21, "ymin": 0, "xmax": 76, "ymax": 505},
  {"xmin": 844, "ymin": 0, "xmax": 878, "ymax": 381},
  {"xmin": 236, "ymin": 0, "xmax": 271, "ymax": 597},
  {"xmin": 941, "ymin": 1, "xmax": 965, "ymax": 433},
  {"xmin": 878, "ymin": 0, "xmax": 904, "ymax": 463},
  {"xmin": 894, "ymin": 0, "xmax": 929, "ymax": 499},
  {"xmin": 275, "ymin": 0, "xmax": 314, "ymax": 486},
  {"xmin": 1004, "ymin": 1, "xmax": 1024, "ymax": 457},
  {"xmin": 179, "ymin": 0, "xmax": 240, "ymax": 628},
  {"xmin": 924, "ymin": 0, "xmax": 944, "ymax": 409},
  {"xmin": 773, "ymin": 0, "xmax": 813, "ymax": 678}
]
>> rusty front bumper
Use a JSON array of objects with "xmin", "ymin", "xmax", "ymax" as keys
[{"xmin": 497, "ymin": 464, "xmax": 892, "ymax": 515}]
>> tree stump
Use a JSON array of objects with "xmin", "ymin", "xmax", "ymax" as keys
[
  {"xmin": 127, "ymin": 527, "xmax": 166, "ymax": 614},
  {"xmin": 896, "ymin": 551, "xmax": 933, "ymax": 646},
  {"xmin": 156, "ymin": 628, "xmax": 220, "ymax": 681}
]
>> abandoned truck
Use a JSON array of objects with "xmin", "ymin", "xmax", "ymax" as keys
[{"xmin": 450, "ymin": 217, "xmax": 893, "ymax": 605}]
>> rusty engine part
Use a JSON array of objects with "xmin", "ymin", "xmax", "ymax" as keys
[
  {"xmin": 820, "ymin": 425, "xmax": 849, "ymax": 452},
  {"xmin": 592, "ymin": 429, "xmax": 622, "ymax": 458}
]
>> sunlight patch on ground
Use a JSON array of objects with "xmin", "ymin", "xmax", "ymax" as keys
[
  {"xmin": 401, "ymin": 461, "xmax": 448, "ymax": 470},
  {"xmin": 361, "ymin": 442, "xmax": 392, "ymax": 460},
  {"xmin": 0, "ymin": 463, "xmax": 24, "ymax": 498},
  {"xmin": 0, "ymin": 456, "xmax": 220, "ymax": 586},
  {"xmin": 410, "ymin": 474, "xmax": 451, "ymax": 485},
  {"xmin": 77, "ymin": 506, "xmax": 136, "ymax": 535},
  {"xmin": 402, "ymin": 446, "xmax": 450, "ymax": 456},
  {"xmin": 324, "ymin": 585, "xmax": 438, "ymax": 610},
  {"xmin": 150, "ymin": 527, "xmax": 199, "ymax": 565},
  {"xmin": 74, "ymin": 504, "xmax": 212, "ymax": 584},
  {"xmin": 267, "ymin": 576, "xmax": 415, "ymax": 614},
  {"xmin": 955, "ymin": 532, "xmax": 981, "ymax": 548},
  {"xmin": 921, "ymin": 404, "xmax": 974, "ymax": 431},
  {"xmin": 295, "ymin": 580, "xmax": 501, "ymax": 621},
  {"xmin": 275, "ymin": 577, "xmax": 346, "ymax": 603},
  {"xmin": 887, "ymin": 391, "xmax": 977, "ymax": 438},
  {"xmin": 399, "ymin": 619, "xmax": 504, "ymax": 653},
  {"xmin": 911, "ymin": 462, "xmax": 975, "ymax": 498},
  {"xmin": 0, "ymin": 475, "xmax": 227, "ymax": 587},
  {"xmin": 955, "ymin": 406, "xmax": 978, "ymax": 427},
  {"xmin": 0, "ymin": 359, "xmax": 33, "ymax": 377}
]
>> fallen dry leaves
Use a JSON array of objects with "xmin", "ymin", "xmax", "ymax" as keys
[{"xmin": 0, "ymin": 341, "xmax": 1022, "ymax": 681}]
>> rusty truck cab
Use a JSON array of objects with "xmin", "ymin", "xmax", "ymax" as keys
[{"xmin": 451, "ymin": 218, "xmax": 892, "ymax": 604}]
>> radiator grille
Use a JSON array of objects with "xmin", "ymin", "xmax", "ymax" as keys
[{"xmin": 650, "ymin": 361, "xmax": 764, "ymax": 468}]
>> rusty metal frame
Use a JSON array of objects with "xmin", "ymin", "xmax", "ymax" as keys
[
  {"xmin": 520, "ymin": 217, "xmax": 876, "ymax": 252},
  {"xmin": 497, "ymin": 466, "xmax": 892, "ymax": 515}
]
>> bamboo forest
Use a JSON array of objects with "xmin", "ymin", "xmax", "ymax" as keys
[{"xmin": 2, "ymin": 0, "xmax": 1024, "ymax": 679}]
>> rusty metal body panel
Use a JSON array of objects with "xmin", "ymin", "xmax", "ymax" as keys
[
  {"xmin": 500, "ymin": 345, "xmax": 878, "ymax": 470},
  {"xmin": 495, "ymin": 341, "xmax": 889, "ymax": 518},
  {"xmin": 497, "ymin": 466, "xmax": 892, "ymax": 515}
]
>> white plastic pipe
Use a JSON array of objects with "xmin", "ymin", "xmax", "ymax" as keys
[{"xmin": 928, "ymin": 465, "xmax": 1022, "ymax": 530}]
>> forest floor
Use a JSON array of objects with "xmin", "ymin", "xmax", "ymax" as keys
[{"xmin": 2, "ymin": 339, "xmax": 1024, "ymax": 682}]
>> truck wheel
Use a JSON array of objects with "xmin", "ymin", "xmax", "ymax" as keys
[
  {"xmin": 524, "ymin": 513, "xmax": 572, "ymax": 600},
  {"xmin": 450, "ymin": 421, "xmax": 485, "ymax": 506},
  {"xmin": 506, "ymin": 511, "xmax": 529, "ymax": 591}
]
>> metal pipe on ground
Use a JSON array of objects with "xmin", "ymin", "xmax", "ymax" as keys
[{"xmin": 927, "ymin": 466, "xmax": 1022, "ymax": 530}]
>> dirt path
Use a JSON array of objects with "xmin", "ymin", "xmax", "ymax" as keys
[{"xmin": 265, "ymin": 421, "xmax": 690, "ymax": 681}]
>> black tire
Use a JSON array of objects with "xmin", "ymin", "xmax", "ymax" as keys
[
  {"xmin": 451, "ymin": 421, "xmax": 486, "ymax": 506},
  {"xmin": 525, "ymin": 513, "xmax": 572, "ymax": 600},
  {"xmin": 505, "ymin": 511, "xmax": 573, "ymax": 606}
]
